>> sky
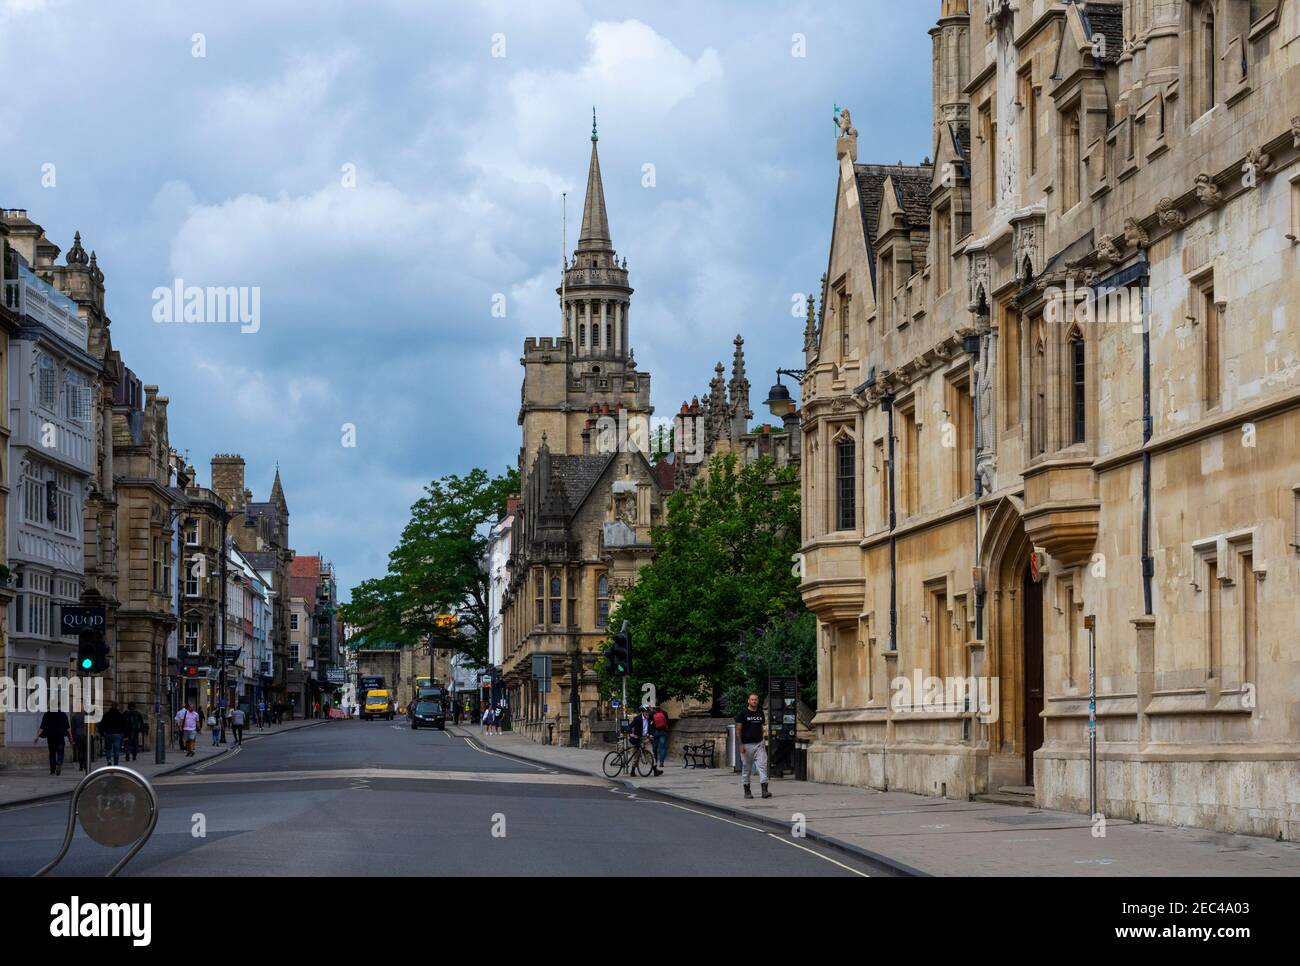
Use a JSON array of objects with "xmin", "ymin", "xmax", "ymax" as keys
[{"xmin": 0, "ymin": 0, "xmax": 936, "ymax": 601}]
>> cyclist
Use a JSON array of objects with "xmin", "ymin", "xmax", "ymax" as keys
[{"xmin": 629, "ymin": 706, "xmax": 662, "ymax": 776}]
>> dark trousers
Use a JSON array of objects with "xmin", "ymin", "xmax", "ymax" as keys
[
  {"xmin": 125, "ymin": 732, "xmax": 142, "ymax": 760},
  {"xmin": 232, "ymin": 725, "xmax": 243, "ymax": 744},
  {"xmin": 46, "ymin": 738, "xmax": 65, "ymax": 772},
  {"xmin": 71, "ymin": 735, "xmax": 87, "ymax": 771}
]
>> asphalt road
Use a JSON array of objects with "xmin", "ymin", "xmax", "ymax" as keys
[{"xmin": 0, "ymin": 718, "xmax": 885, "ymax": 876}]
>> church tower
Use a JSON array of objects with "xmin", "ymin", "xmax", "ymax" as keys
[{"xmin": 520, "ymin": 112, "xmax": 652, "ymax": 472}]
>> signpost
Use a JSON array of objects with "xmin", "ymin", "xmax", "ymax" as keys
[{"xmin": 767, "ymin": 674, "xmax": 799, "ymax": 778}]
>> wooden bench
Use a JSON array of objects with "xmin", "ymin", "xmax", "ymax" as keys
[{"xmin": 682, "ymin": 739, "xmax": 715, "ymax": 769}]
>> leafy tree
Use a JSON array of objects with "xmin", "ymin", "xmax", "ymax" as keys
[
  {"xmin": 601, "ymin": 453, "xmax": 802, "ymax": 711},
  {"xmin": 341, "ymin": 467, "xmax": 518, "ymax": 667},
  {"xmin": 722, "ymin": 610, "xmax": 817, "ymax": 716}
]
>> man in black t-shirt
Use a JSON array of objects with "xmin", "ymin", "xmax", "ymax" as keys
[{"xmin": 735, "ymin": 692, "xmax": 771, "ymax": 799}]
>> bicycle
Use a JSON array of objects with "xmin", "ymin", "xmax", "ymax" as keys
[{"xmin": 602, "ymin": 733, "xmax": 658, "ymax": 778}]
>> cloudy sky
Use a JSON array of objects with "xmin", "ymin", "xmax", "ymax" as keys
[{"xmin": 0, "ymin": 0, "xmax": 935, "ymax": 600}]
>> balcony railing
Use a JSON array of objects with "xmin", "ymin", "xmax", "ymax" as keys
[{"xmin": 5, "ymin": 265, "xmax": 89, "ymax": 349}]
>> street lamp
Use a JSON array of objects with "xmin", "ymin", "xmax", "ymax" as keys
[{"xmin": 764, "ymin": 368, "xmax": 807, "ymax": 421}]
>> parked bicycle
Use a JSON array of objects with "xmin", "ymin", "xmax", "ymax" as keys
[{"xmin": 602, "ymin": 733, "xmax": 657, "ymax": 778}]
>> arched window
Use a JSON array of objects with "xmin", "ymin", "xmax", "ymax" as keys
[
  {"xmin": 1070, "ymin": 329, "xmax": 1086, "ymax": 444},
  {"xmin": 592, "ymin": 321, "xmax": 600, "ymax": 348},
  {"xmin": 596, "ymin": 574, "xmax": 610, "ymax": 628},
  {"xmin": 605, "ymin": 322, "xmax": 612, "ymax": 349},
  {"xmin": 579, "ymin": 323, "xmax": 586, "ymax": 347},
  {"xmin": 549, "ymin": 573, "xmax": 561, "ymax": 625}
]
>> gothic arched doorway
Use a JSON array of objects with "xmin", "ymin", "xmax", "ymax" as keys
[{"xmin": 981, "ymin": 496, "xmax": 1045, "ymax": 789}]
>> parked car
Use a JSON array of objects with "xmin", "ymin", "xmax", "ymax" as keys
[{"xmin": 410, "ymin": 699, "xmax": 446, "ymax": 731}]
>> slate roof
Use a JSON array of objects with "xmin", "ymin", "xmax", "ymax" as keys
[
  {"xmin": 852, "ymin": 162, "xmax": 934, "ymax": 286},
  {"xmin": 1081, "ymin": 3, "xmax": 1124, "ymax": 64},
  {"xmin": 548, "ymin": 454, "xmax": 613, "ymax": 516}
]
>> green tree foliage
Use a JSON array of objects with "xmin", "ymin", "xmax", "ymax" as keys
[
  {"xmin": 722, "ymin": 610, "xmax": 817, "ymax": 715},
  {"xmin": 341, "ymin": 467, "xmax": 518, "ymax": 667},
  {"xmin": 602, "ymin": 453, "xmax": 802, "ymax": 710}
]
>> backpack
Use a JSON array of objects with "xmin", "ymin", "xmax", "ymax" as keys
[{"xmin": 652, "ymin": 710, "xmax": 668, "ymax": 731}]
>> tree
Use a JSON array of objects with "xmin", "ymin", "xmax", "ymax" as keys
[
  {"xmin": 722, "ymin": 610, "xmax": 817, "ymax": 716},
  {"xmin": 341, "ymin": 467, "xmax": 518, "ymax": 667},
  {"xmin": 602, "ymin": 453, "xmax": 802, "ymax": 711}
]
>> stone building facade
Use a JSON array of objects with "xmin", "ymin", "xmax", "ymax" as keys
[
  {"xmin": 0, "ymin": 219, "xmax": 23, "ymax": 757},
  {"xmin": 1, "ymin": 217, "xmax": 103, "ymax": 762},
  {"xmin": 801, "ymin": 0, "xmax": 1300, "ymax": 839},
  {"xmin": 499, "ymin": 119, "xmax": 666, "ymax": 746}
]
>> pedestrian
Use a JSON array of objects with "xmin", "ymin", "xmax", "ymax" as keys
[
  {"xmin": 453, "ymin": 700, "xmax": 462, "ymax": 726},
  {"xmin": 631, "ymin": 705, "xmax": 662, "ymax": 776},
  {"xmin": 652, "ymin": 704, "xmax": 670, "ymax": 771},
  {"xmin": 208, "ymin": 706, "xmax": 221, "ymax": 746},
  {"xmin": 496, "ymin": 700, "xmax": 509, "ymax": 734},
  {"xmin": 481, "ymin": 705, "xmax": 495, "ymax": 735},
  {"xmin": 101, "ymin": 702, "xmax": 127, "ymax": 767},
  {"xmin": 231, "ymin": 705, "xmax": 246, "ymax": 745},
  {"xmin": 257, "ymin": 700, "xmax": 266, "ymax": 728},
  {"xmin": 176, "ymin": 702, "xmax": 200, "ymax": 757},
  {"xmin": 736, "ymin": 692, "xmax": 770, "ymax": 799},
  {"xmin": 70, "ymin": 710, "xmax": 87, "ymax": 772},
  {"xmin": 124, "ymin": 702, "xmax": 147, "ymax": 761},
  {"xmin": 35, "ymin": 708, "xmax": 71, "ymax": 776}
]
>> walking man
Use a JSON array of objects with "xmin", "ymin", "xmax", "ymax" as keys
[
  {"xmin": 736, "ymin": 692, "xmax": 771, "ymax": 799},
  {"xmin": 231, "ymin": 705, "xmax": 246, "ymax": 745},
  {"xmin": 101, "ymin": 702, "xmax": 127, "ymax": 767},
  {"xmin": 124, "ymin": 702, "xmax": 147, "ymax": 761},
  {"xmin": 176, "ymin": 702, "xmax": 200, "ymax": 757},
  {"xmin": 35, "ymin": 708, "xmax": 71, "ymax": 775},
  {"xmin": 70, "ymin": 709, "xmax": 87, "ymax": 772}
]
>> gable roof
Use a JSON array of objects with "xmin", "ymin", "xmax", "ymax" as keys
[
  {"xmin": 1080, "ymin": 3, "xmax": 1123, "ymax": 65},
  {"xmin": 852, "ymin": 163, "xmax": 934, "ymax": 286}
]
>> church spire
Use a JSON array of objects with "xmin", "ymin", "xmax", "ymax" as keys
[{"xmin": 577, "ymin": 108, "xmax": 613, "ymax": 253}]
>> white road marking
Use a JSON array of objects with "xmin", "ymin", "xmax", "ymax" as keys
[
  {"xmin": 155, "ymin": 767, "xmax": 605, "ymax": 788},
  {"xmin": 645, "ymin": 800, "xmax": 768, "ymax": 833},
  {"xmin": 765, "ymin": 832, "xmax": 870, "ymax": 877}
]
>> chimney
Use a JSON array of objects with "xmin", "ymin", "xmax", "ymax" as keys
[{"xmin": 211, "ymin": 454, "xmax": 246, "ymax": 505}]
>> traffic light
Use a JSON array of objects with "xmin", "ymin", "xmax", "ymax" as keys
[
  {"xmin": 608, "ymin": 630, "xmax": 631, "ymax": 677},
  {"xmin": 78, "ymin": 630, "xmax": 110, "ymax": 674}
]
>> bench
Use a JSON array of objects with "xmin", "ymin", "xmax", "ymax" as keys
[{"xmin": 682, "ymin": 739, "xmax": 715, "ymax": 769}]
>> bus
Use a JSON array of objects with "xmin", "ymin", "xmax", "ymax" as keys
[{"xmin": 358, "ymin": 675, "xmax": 385, "ymax": 706}]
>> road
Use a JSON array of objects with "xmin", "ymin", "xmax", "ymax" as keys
[{"xmin": 0, "ymin": 718, "xmax": 885, "ymax": 876}]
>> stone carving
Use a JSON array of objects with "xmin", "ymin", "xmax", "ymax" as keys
[
  {"xmin": 1293, "ymin": 116, "xmax": 1300, "ymax": 150},
  {"xmin": 967, "ymin": 251, "xmax": 991, "ymax": 311},
  {"xmin": 1244, "ymin": 146, "xmax": 1274, "ymax": 179},
  {"xmin": 836, "ymin": 106, "xmax": 858, "ymax": 139},
  {"xmin": 1096, "ymin": 234, "xmax": 1124, "ymax": 264},
  {"xmin": 1155, "ymin": 197, "xmax": 1186, "ymax": 229},
  {"xmin": 985, "ymin": 0, "xmax": 1016, "ymax": 28},
  {"xmin": 1123, "ymin": 218, "xmax": 1149, "ymax": 249},
  {"xmin": 1012, "ymin": 220, "xmax": 1041, "ymax": 282},
  {"xmin": 1195, "ymin": 173, "xmax": 1222, "ymax": 208}
]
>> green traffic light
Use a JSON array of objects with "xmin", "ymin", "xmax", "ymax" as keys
[{"xmin": 80, "ymin": 658, "xmax": 93, "ymax": 670}]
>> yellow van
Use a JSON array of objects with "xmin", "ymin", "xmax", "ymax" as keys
[{"xmin": 363, "ymin": 689, "xmax": 394, "ymax": 721}]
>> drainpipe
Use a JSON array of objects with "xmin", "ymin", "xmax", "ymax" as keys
[
  {"xmin": 881, "ymin": 393, "xmax": 898, "ymax": 652},
  {"xmin": 1140, "ymin": 270, "xmax": 1153, "ymax": 615},
  {"xmin": 964, "ymin": 334, "xmax": 985, "ymax": 641}
]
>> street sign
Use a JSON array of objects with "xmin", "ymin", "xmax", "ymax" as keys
[
  {"xmin": 611, "ymin": 699, "xmax": 620, "ymax": 709},
  {"xmin": 61, "ymin": 606, "xmax": 106, "ymax": 635},
  {"xmin": 768, "ymin": 674, "xmax": 799, "ymax": 778},
  {"xmin": 531, "ymin": 654, "xmax": 552, "ymax": 693}
]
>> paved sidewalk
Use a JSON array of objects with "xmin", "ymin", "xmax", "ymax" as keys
[
  {"xmin": 0, "ymin": 717, "xmax": 332, "ymax": 809},
  {"xmin": 453, "ymin": 725, "xmax": 1300, "ymax": 876}
]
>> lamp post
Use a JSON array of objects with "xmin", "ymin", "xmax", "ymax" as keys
[{"xmin": 763, "ymin": 368, "xmax": 807, "ymax": 422}]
